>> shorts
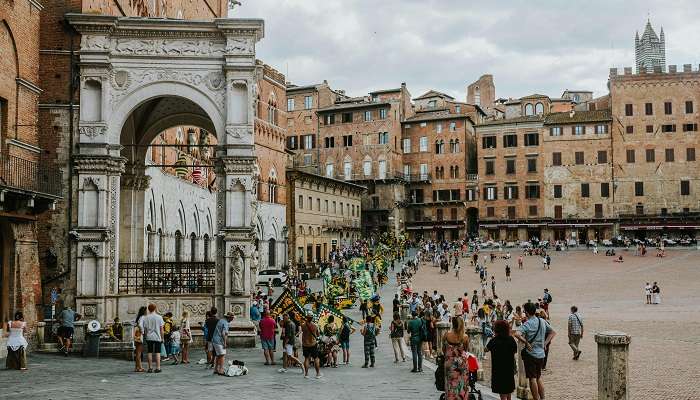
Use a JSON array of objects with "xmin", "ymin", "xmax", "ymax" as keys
[
  {"xmin": 339, "ymin": 340, "xmax": 350, "ymax": 350},
  {"xmin": 284, "ymin": 344, "xmax": 294, "ymax": 356},
  {"xmin": 146, "ymin": 340, "xmax": 162, "ymax": 354},
  {"xmin": 171, "ymin": 344, "xmax": 181, "ymax": 355},
  {"xmin": 205, "ymin": 341, "xmax": 212, "ymax": 352},
  {"xmin": 302, "ymin": 345, "xmax": 318, "ymax": 359},
  {"xmin": 212, "ymin": 344, "xmax": 226, "ymax": 356},
  {"xmin": 522, "ymin": 352, "xmax": 545, "ymax": 379},
  {"xmin": 58, "ymin": 326, "xmax": 74, "ymax": 339},
  {"xmin": 261, "ymin": 339, "xmax": 275, "ymax": 351}
]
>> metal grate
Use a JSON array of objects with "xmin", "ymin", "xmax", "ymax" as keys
[{"xmin": 118, "ymin": 262, "xmax": 216, "ymax": 294}]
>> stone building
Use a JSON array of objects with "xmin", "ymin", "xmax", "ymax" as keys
[
  {"xmin": 635, "ymin": 20, "xmax": 666, "ymax": 73},
  {"xmin": 286, "ymin": 168, "xmax": 364, "ymax": 273},
  {"xmin": 401, "ymin": 90, "xmax": 482, "ymax": 240},
  {"xmin": 609, "ymin": 65, "xmax": 700, "ymax": 238},
  {"xmin": 0, "ymin": 0, "xmax": 61, "ymax": 352}
]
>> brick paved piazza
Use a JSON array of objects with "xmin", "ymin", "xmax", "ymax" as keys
[{"xmin": 411, "ymin": 248, "xmax": 700, "ymax": 400}]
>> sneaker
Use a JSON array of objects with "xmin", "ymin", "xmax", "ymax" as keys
[
  {"xmin": 315, "ymin": 373, "xmax": 323, "ymax": 379},
  {"xmin": 278, "ymin": 368, "xmax": 287, "ymax": 373},
  {"xmin": 303, "ymin": 375, "xmax": 309, "ymax": 379}
]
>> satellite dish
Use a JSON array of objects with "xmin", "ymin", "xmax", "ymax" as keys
[{"xmin": 87, "ymin": 320, "xmax": 101, "ymax": 332}]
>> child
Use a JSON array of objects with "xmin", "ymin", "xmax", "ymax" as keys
[
  {"xmin": 361, "ymin": 315, "xmax": 378, "ymax": 368},
  {"xmin": 170, "ymin": 326, "xmax": 182, "ymax": 365}
]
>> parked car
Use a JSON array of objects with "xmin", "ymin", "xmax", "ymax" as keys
[
  {"xmin": 602, "ymin": 239, "xmax": 613, "ymax": 247},
  {"xmin": 257, "ymin": 269, "xmax": 287, "ymax": 287}
]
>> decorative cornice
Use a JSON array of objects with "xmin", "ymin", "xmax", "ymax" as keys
[
  {"xmin": 215, "ymin": 156, "xmax": 257, "ymax": 174},
  {"xmin": 73, "ymin": 155, "xmax": 126, "ymax": 175},
  {"xmin": 7, "ymin": 139, "xmax": 41, "ymax": 154},
  {"xmin": 16, "ymin": 78, "xmax": 42, "ymax": 94},
  {"xmin": 28, "ymin": 0, "xmax": 44, "ymax": 11}
]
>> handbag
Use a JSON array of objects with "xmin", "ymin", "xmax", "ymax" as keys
[{"xmin": 520, "ymin": 317, "xmax": 542, "ymax": 360}]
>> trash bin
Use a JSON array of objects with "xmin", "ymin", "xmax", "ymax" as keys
[{"xmin": 84, "ymin": 331, "xmax": 101, "ymax": 357}]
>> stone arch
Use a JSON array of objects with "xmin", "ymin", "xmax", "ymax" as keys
[{"xmin": 0, "ymin": 20, "xmax": 19, "ymax": 76}]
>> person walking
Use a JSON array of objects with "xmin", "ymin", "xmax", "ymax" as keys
[
  {"xmin": 389, "ymin": 313, "xmax": 406, "ymax": 363},
  {"xmin": 491, "ymin": 276, "xmax": 497, "ymax": 298},
  {"xmin": 301, "ymin": 314, "xmax": 322, "ymax": 379},
  {"xmin": 485, "ymin": 320, "xmax": 517, "ymax": 399},
  {"xmin": 406, "ymin": 311, "xmax": 424, "ymax": 372},
  {"xmin": 361, "ymin": 315, "xmax": 379, "ymax": 368},
  {"xmin": 211, "ymin": 312, "xmax": 234, "ymax": 376},
  {"xmin": 204, "ymin": 309, "xmax": 218, "ymax": 368},
  {"xmin": 259, "ymin": 310, "xmax": 277, "ymax": 365},
  {"xmin": 505, "ymin": 264, "xmax": 511, "ymax": 282},
  {"xmin": 442, "ymin": 316, "xmax": 470, "ymax": 400},
  {"xmin": 180, "ymin": 310, "xmax": 192, "ymax": 364},
  {"xmin": 652, "ymin": 282, "xmax": 661, "ymax": 304},
  {"xmin": 338, "ymin": 316, "xmax": 354, "ymax": 365},
  {"xmin": 567, "ymin": 306, "xmax": 583, "ymax": 360},
  {"xmin": 514, "ymin": 302, "xmax": 556, "ymax": 400},
  {"xmin": 517, "ymin": 255, "xmax": 524, "ymax": 270},
  {"xmin": 4, "ymin": 311, "xmax": 28, "ymax": 371},
  {"xmin": 56, "ymin": 304, "xmax": 76, "ymax": 356},
  {"xmin": 278, "ymin": 313, "xmax": 303, "ymax": 373},
  {"xmin": 133, "ymin": 306, "xmax": 147, "ymax": 372},
  {"xmin": 142, "ymin": 303, "xmax": 165, "ymax": 373}
]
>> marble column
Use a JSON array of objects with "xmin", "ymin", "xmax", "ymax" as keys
[
  {"xmin": 435, "ymin": 321, "xmax": 450, "ymax": 356},
  {"xmin": 595, "ymin": 331, "xmax": 631, "ymax": 400},
  {"xmin": 466, "ymin": 325, "xmax": 485, "ymax": 380}
]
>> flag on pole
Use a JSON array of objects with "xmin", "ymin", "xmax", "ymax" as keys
[{"xmin": 175, "ymin": 152, "xmax": 188, "ymax": 178}]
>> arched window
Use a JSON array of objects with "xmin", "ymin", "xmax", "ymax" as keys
[
  {"xmin": 363, "ymin": 159, "xmax": 372, "ymax": 176},
  {"xmin": 535, "ymin": 102, "xmax": 544, "ymax": 115},
  {"xmin": 175, "ymin": 230, "xmax": 183, "ymax": 262},
  {"xmin": 189, "ymin": 233, "xmax": 197, "ymax": 262},
  {"xmin": 474, "ymin": 86, "xmax": 481, "ymax": 106},
  {"xmin": 525, "ymin": 103, "xmax": 534, "ymax": 116},
  {"xmin": 343, "ymin": 160, "xmax": 352, "ymax": 180},
  {"xmin": 268, "ymin": 238, "xmax": 276, "ymax": 267},
  {"xmin": 435, "ymin": 140, "xmax": 445, "ymax": 154},
  {"xmin": 203, "ymin": 234, "xmax": 210, "ymax": 262},
  {"xmin": 454, "ymin": 139, "xmax": 460, "ymax": 153}
]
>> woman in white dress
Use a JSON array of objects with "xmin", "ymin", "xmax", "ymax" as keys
[{"xmin": 4, "ymin": 311, "xmax": 29, "ymax": 370}]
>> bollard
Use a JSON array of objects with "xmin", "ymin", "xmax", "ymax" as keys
[
  {"xmin": 516, "ymin": 340, "xmax": 532, "ymax": 399},
  {"xmin": 595, "ymin": 331, "xmax": 631, "ymax": 400},
  {"xmin": 466, "ymin": 325, "xmax": 485, "ymax": 380},
  {"xmin": 435, "ymin": 321, "xmax": 450, "ymax": 356}
]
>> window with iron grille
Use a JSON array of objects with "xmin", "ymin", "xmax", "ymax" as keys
[
  {"xmin": 118, "ymin": 261, "xmax": 216, "ymax": 295},
  {"xmin": 646, "ymin": 125, "xmax": 654, "ymax": 133}
]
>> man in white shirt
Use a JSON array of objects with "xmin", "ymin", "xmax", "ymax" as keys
[{"xmin": 142, "ymin": 303, "xmax": 165, "ymax": 373}]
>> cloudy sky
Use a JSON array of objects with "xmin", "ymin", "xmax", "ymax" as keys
[{"xmin": 234, "ymin": 0, "xmax": 700, "ymax": 101}]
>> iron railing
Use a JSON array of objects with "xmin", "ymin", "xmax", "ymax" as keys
[
  {"xmin": 0, "ymin": 152, "xmax": 62, "ymax": 197},
  {"xmin": 118, "ymin": 261, "xmax": 216, "ymax": 295}
]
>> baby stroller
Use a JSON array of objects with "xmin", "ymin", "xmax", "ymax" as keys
[{"xmin": 435, "ymin": 353, "xmax": 483, "ymax": 400}]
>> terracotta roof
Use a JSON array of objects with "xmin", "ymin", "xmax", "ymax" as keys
[
  {"xmin": 414, "ymin": 90, "xmax": 454, "ymax": 101},
  {"xmin": 477, "ymin": 115, "xmax": 544, "ymax": 127},
  {"xmin": 544, "ymin": 109, "xmax": 612, "ymax": 125},
  {"xmin": 520, "ymin": 94, "xmax": 550, "ymax": 100}
]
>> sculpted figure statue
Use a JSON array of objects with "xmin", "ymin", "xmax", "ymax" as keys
[{"xmin": 231, "ymin": 247, "xmax": 244, "ymax": 293}]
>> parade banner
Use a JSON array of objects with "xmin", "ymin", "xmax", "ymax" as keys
[
  {"xmin": 269, "ymin": 288, "xmax": 307, "ymax": 326},
  {"xmin": 353, "ymin": 269, "xmax": 375, "ymax": 301},
  {"xmin": 314, "ymin": 303, "xmax": 356, "ymax": 330}
]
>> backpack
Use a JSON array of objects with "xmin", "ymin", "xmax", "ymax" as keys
[
  {"xmin": 420, "ymin": 320, "xmax": 429, "ymax": 342},
  {"xmin": 163, "ymin": 319, "xmax": 173, "ymax": 336},
  {"xmin": 544, "ymin": 293, "xmax": 552, "ymax": 303},
  {"xmin": 434, "ymin": 355, "xmax": 446, "ymax": 391},
  {"xmin": 339, "ymin": 323, "xmax": 350, "ymax": 341}
]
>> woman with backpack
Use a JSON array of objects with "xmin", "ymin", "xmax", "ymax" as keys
[
  {"xmin": 339, "ymin": 316, "xmax": 355, "ymax": 365},
  {"xmin": 389, "ymin": 313, "xmax": 406, "ymax": 363}
]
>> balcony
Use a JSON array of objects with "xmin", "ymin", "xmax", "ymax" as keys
[
  {"xmin": 400, "ymin": 173, "xmax": 432, "ymax": 183},
  {"xmin": 118, "ymin": 261, "xmax": 216, "ymax": 295},
  {"xmin": 0, "ymin": 152, "xmax": 62, "ymax": 198},
  {"xmin": 323, "ymin": 218, "xmax": 361, "ymax": 230}
]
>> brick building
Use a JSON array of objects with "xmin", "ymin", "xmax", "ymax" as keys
[{"xmin": 401, "ymin": 90, "xmax": 482, "ymax": 240}]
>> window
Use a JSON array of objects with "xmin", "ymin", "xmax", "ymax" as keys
[
  {"xmin": 554, "ymin": 205, "xmax": 562, "ymax": 219},
  {"xmin": 434, "ymin": 123, "xmax": 442, "ymax": 134},
  {"xmin": 316, "ymin": 198, "xmax": 321, "ymax": 211},
  {"xmin": 379, "ymin": 108, "xmax": 388, "ymax": 119},
  {"xmin": 595, "ymin": 124, "xmax": 608, "ymax": 134},
  {"xmin": 680, "ymin": 180, "xmax": 690, "ymax": 195},
  {"xmin": 303, "ymin": 154, "xmax": 312, "ymax": 165},
  {"xmin": 428, "ymin": 100, "xmax": 437, "ymax": 109},
  {"xmin": 343, "ymin": 135, "xmax": 353, "ymax": 147},
  {"xmin": 575, "ymin": 151, "xmax": 585, "ymax": 165},
  {"xmin": 378, "ymin": 160, "xmax": 387, "ymax": 179},
  {"xmin": 683, "ymin": 123, "xmax": 698, "ymax": 132},
  {"xmin": 325, "ymin": 163, "xmax": 334, "ymax": 178},
  {"xmin": 595, "ymin": 204, "xmax": 603, "ymax": 218},
  {"xmin": 549, "ymin": 127, "xmax": 562, "ymax": 136},
  {"xmin": 486, "ymin": 207, "xmax": 495, "ymax": 217},
  {"xmin": 626, "ymin": 149, "xmax": 635, "ymax": 163},
  {"xmin": 525, "ymin": 103, "xmax": 534, "ymax": 116},
  {"xmin": 581, "ymin": 183, "xmax": 590, "ymax": 197},
  {"xmin": 646, "ymin": 149, "xmax": 655, "ymax": 162},
  {"xmin": 324, "ymin": 114, "xmax": 335, "ymax": 125},
  {"xmin": 304, "ymin": 96, "xmax": 313, "ymax": 109},
  {"xmin": 505, "ymin": 159, "xmax": 516, "ymax": 174},
  {"xmin": 287, "ymin": 98, "xmax": 295, "ymax": 111},
  {"xmin": 507, "ymin": 206, "xmax": 516, "ymax": 219},
  {"xmin": 597, "ymin": 151, "xmax": 607, "ymax": 164},
  {"xmin": 287, "ymin": 136, "xmax": 298, "ymax": 150},
  {"xmin": 665, "ymin": 148, "xmax": 675, "ymax": 162},
  {"xmin": 332, "ymin": 201, "xmax": 337, "ymax": 213},
  {"xmin": 451, "ymin": 139, "xmax": 460, "ymax": 153},
  {"xmin": 435, "ymin": 140, "xmax": 445, "ymax": 154},
  {"xmin": 525, "ymin": 184, "xmax": 540, "ymax": 199},
  {"xmin": 449, "ymin": 122, "xmax": 457, "ymax": 132},
  {"xmin": 340, "ymin": 202, "xmax": 344, "ymax": 215},
  {"xmin": 662, "ymin": 124, "xmax": 676, "ymax": 133},
  {"xmin": 324, "ymin": 200, "xmax": 328, "ymax": 212},
  {"xmin": 573, "ymin": 125, "xmax": 584, "ymax": 136},
  {"xmin": 625, "ymin": 104, "xmax": 633, "ymax": 116},
  {"xmin": 436, "ymin": 209, "xmax": 444, "ymax": 221},
  {"xmin": 466, "ymin": 188, "xmax": 477, "ymax": 201},
  {"xmin": 634, "ymin": 181, "xmax": 644, "ymax": 196},
  {"xmin": 635, "ymin": 204, "xmax": 644, "ymax": 215},
  {"xmin": 503, "ymin": 134, "xmax": 517, "ymax": 147},
  {"xmin": 363, "ymin": 160, "xmax": 372, "ymax": 176},
  {"xmin": 664, "ymin": 101, "xmax": 672, "ymax": 115},
  {"xmin": 402, "ymin": 138, "xmax": 411, "ymax": 153},
  {"xmin": 364, "ymin": 110, "xmax": 372, "ymax": 121},
  {"xmin": 535, "ymin": 102, "xmax": 544, "ymax": 115},
  {"xmin": 505, "ymin": 185, "xmax": 519, "ymax": 200},
  {"xmin": 525, "ymin": 133, "xmax": 539, "ymax": 146},
  {"xmin": 626, "ymin": 125, "xmax": 634, "ymax": 134},
  {"xmin": 552, "ymin": 152, "xmax": 562, "ymax": 166},
  {"xmin": 484, "ymin": 160, "xmax": 495, "ymax": 175},
  {"xmin": 686, "ymin": 101, "xmax": 694, "ymax": 114},
  {"xmin": 527, "ymin": 158, "xmax": 537, "ymax": 172},
  {"xmin": 485, "ymin": 186, "xmax": 497, "ymax": 200},
  {"xmin": 324, "ymin": 136, "xmax": 335, "ymax": 148},
  {"xmin": 645, "ymin": 103, "xmax": 653, "ymax": 115},
  {"xmin": 378, "ymin": 132, "xmax": 389, "ymax": 144},
  {"xmin": 687, "ymin": 147, "xmax": 696, "ymax": 161},
  {"xmin": 343, "ymin": 161, "xmax": 352, "ymax": 179},
  {"xmin": 303, "ymin": 134, "xmax": 314, "ymax": 149},
  {"xmin": 528, "ymin": 205, "xmax": 538, "ymax": 216},
  {"xmin": 419, "ymin": 163, "xmax": 428, "ymax": 180},
  {"xmin": 646, "ymin": 125, "xmax": 654, "ymax": 133},
  {"xmin": 188, "ymin": 233, "xmax": 198, "ymax": 261},
  {"xmin": 435, "ymin": 166, "xmax": 444, "ymax": 179},
  {"xmin": 482, "ymin": 136, "xmax": 497, "ymax": 149},
  {"xmin": 455, "ymin": 105, "xmax": 461, "ymax": 113},
  {"xmin": 600, "ymin": 182, "xmax": 610, "ymax": 198},
  {"xmin": 419, "ymin": 136, "xmax": 428, "ymax": 152},
  {"xmin": 341, "ymin": 112, "xmax": 353, "ymax": 123},
  {"xmin": 553, "ymin": 185, "xmax": 562, "ymax": 198}
]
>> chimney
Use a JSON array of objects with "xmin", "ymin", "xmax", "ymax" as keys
[
  {"xmin": 669, "ymin": 65, "xmax": 677, "ymax": 73},
  {"xmin": 609, "ymin": 68, "xmax": 618, "ymax": 77},
  {"xmin": 569, "ymin": 109, "xmax": 575, "ymax": 118},
  {"xmin": 623, "ymin": 67, "xmax": 632, "ymax": 75},
  {"xmin": 683, "ymin": 64, "xmax": 692, "ymax": 72}
]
